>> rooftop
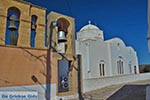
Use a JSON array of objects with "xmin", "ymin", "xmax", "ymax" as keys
[{"xmin": 80, "ymin": 21, "xmax": 100, "ymax": 31}]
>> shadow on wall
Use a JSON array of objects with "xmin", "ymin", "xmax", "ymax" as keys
[
  {"xmin": 107, "ymin": 85, "xmax": 146, "ymax": 100},
  {"xmin": 20, "ymin": 46, "xmax": 51, "ymax": 100}
]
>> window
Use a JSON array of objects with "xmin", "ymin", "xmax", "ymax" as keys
[
  {"xmin": 117, "ymin": 57, "xmax": 124, "ymax": 74},
  {"xmin": 99, "ymin": 61, "xmax": 105, "ymax": 76},
  {"xmin": 58, "ymin": 60, "xmax": 71, "ymax": 92},
  {"xmin": 129, "ymin": 61, "xmax": 132, "ymax": 74},
  {"xmin": 134, "ymin": 66, "xmax": 137, "ymax": 74}
]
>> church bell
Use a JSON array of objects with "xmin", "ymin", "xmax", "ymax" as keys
[
  {"xmin": 58, "ymin": 31, "xmax": 67, "ymax": 42},
  {"xmin": 31, "ymin": 22, "xmax": 36, "ymax": 30},
  {"xmin": 8, "ymin": 15, "xmax": 18, "ymax": 30},
  {"xmin": 57, "ymin": 23, "xmax": 67, "ymax": 43}
]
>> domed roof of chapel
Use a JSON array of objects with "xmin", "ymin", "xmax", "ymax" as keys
[{"xmin": 80, "ymin": 21, "xmax": 101, "ymax": 31}]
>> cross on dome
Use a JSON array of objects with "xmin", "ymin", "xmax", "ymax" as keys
[{"xmin": 88, "ymin": 20, "xmax": 91, "ymax": 25}]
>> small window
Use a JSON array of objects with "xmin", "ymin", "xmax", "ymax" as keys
[
  {"xmin": 134, "ymin": 66, "xmax": 137, "ymax": 74},
  {"xmin": 99, "ymin": 61, "xmax": 105, "ymax": 76},
  {"xmin": 129, "ymin": 61, "xmax": 132, "ymax": 74},
  {"xmin": 117, "ymin": 57, "xmax": 124, "ymax": 74}
]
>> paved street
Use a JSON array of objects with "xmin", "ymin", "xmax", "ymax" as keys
[
  {"xmin": 83, "ymin": 79, "xmax": 150, "ymax": 100},
  {"xmin": 146, "ymin": 85, "xmax": 150, "ymax": 100}
]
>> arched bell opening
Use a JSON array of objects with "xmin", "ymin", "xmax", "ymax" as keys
[
  {"xmin": 56, "ymin": 18, "xmax": 70, "ymax": 54},
  {"xmin": 30, "ymin": 15, "xmax": 37, "ymax": 47},
  {"xmin": 57, "ymin": 18, "xmax": 70, "ymax": 43},
  {"xmin": 5, "ymin": 7, "xmax": 20, "ymax": 45}
]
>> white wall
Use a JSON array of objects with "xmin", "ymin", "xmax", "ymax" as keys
[
  {"xmin": 77, "ymin": 38, "xmax": 112, "ymax": 79},
  {"xmin": 82, "ymin": 73, "xmax": 150, "ymax": 93},
  {"xmin": 76, "ymin": 24, "xmax": 141, "ymax": 94},
  {"xmin": 77, "ymin": 36, "xmax": 139, "ymax": 79},
  {"xmin": 88, "ymin": 39, "xmax": 111, "ymax": 78},
  {"xmin": 109, "ymin": 38, "xmax": 139, "ymax": 76}
]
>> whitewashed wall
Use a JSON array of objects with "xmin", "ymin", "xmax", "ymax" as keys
[
  {"xmin": 107, "ymin": 38, "xmax": 139, "ymax": 76},
  {"xmin": 82, "ymin": 73, "xmax": 150, "ymax": 93}
]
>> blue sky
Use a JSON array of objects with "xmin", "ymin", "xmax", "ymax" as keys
[{"xmin": 25, "ymin": 0, "xmax": 150, "ymax": 64}]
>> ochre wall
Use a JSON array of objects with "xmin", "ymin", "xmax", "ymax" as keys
[
  {"xmin": 0, "ymin": 46, "xmax": 57, "ymax": 87},
  {"xmin": 0, "ymin": 0, "xmax": 78, "ymax": 97},
  {"xmin": 0, "ymin": 0, "xmax": 46, "ymax": 48}
]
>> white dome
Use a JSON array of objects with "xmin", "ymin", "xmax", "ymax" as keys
[
  {"xmin": 77, "ymin": 21, "xmax": 104, "ymax": 40},
  {"xmin": 80, "ymin": 22, "xmax": 100, "ymax": 31}
]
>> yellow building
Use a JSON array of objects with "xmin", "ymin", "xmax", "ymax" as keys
[{"xmin": 0, "ymin": 0, "xmax": 78, "ymax": 99}]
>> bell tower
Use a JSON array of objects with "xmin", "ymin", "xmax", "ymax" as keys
[
  {"xmin": 0, "ymin": 0, "xmax": 46, "ymax": 49},
  {"xmin": 47, "ymin": 12, "xmax": 77, "ymax": 95},
  {"xmin": 47, "ymin": 12, "xmax": 75, "ymax": 55}
]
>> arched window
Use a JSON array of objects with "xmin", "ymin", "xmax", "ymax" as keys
[
  {"xmin": 5, "ymin": 7, "xmax": 20, "ymax": 45},
  {"xmin": 99, "ymin": 60, "xmax": 105, "ymax": 76},
  {"xmin": 117, "ymin": 56, "xmax": 124, "ymax": 74},
  {"xmin": 30, "ymin": 15, "xmax": 37, "ymax": 47},
  {"xmin": 129, "ymin": 61, "xmax": 132, "ymax": 74}
]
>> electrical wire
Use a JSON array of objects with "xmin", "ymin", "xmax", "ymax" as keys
[{"xmin": 66, "ymin": 0, "xmax": 73, "ymax": 16}]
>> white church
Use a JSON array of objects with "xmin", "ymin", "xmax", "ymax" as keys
[{"xmin": 76, "ymin": 21, "xmax": 139, "ymax": 80}]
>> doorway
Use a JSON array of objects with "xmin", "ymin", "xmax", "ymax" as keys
[{"xmin": 58, "ymin": 60, "xmax": 70, "ymax": 92}]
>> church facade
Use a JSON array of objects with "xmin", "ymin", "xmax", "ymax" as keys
[{"xmin": 76, "ymin": 22, "xmax": 139, "ymax": 80}]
